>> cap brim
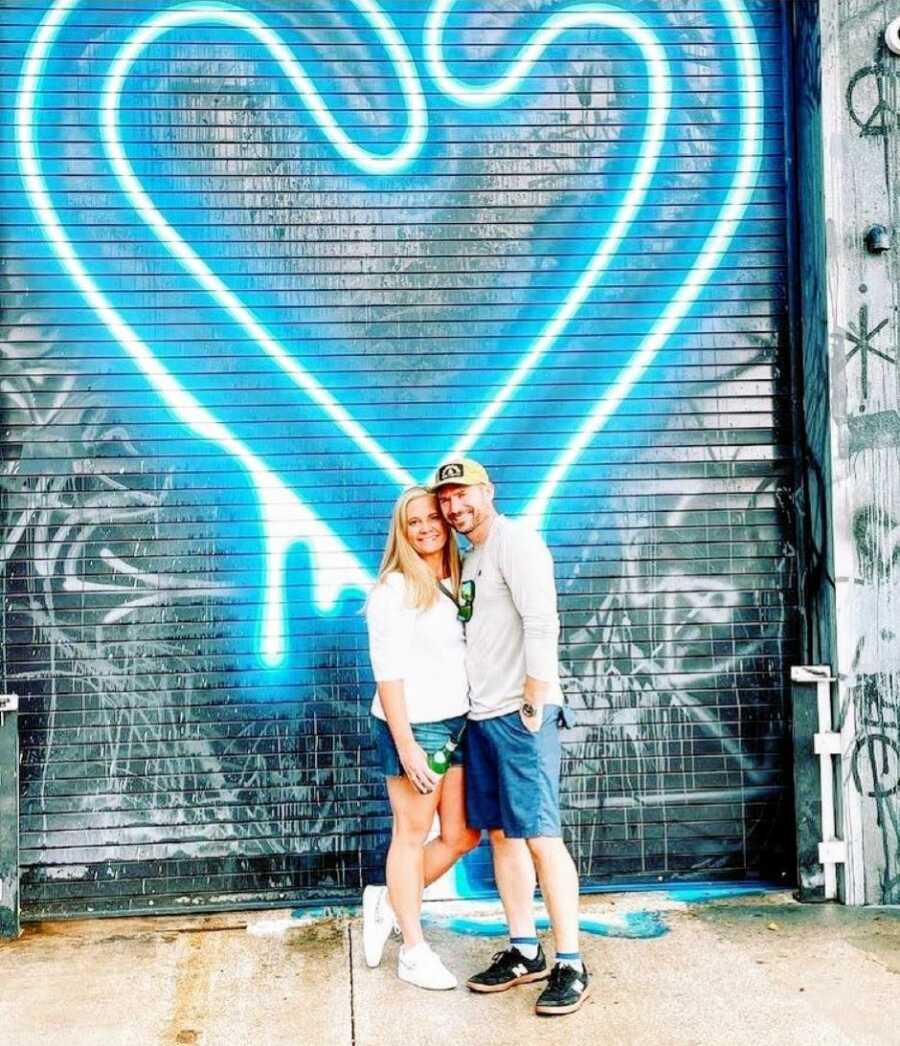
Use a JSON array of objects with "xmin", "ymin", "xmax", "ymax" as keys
[{"xmin": 430, "ymin": 475, "xmax": 487, "ymax": 492}]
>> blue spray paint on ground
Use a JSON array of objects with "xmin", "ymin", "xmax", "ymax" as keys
[
  {"xmin": 287, "ymin": 881, "xmax": 774, "ymax": 934},
  {"xmin": 580, "ymin": 879, "xmax": 775, "ymax": 903},
  {"xmin": 455, "ymin": 848, "xmax": 779, "ymax": 903},
  {"xmin": 427, "ymin": 910, "xmax": 668, "ymax": 940},
  {"xmin": 580, "ymin": 912, "xmax": 668, "ymax": 939},
  {"xmin": 662, "ymin": 883, "xmax": 770, "ymax": 903}
]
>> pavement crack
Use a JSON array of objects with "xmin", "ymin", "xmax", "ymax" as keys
[{"xmin": 348, "ymin": 919, "xmax": 357, "ymax": 1045}]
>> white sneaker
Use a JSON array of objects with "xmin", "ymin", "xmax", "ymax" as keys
[
  {"xmin": 397, "ymin": 943, "xmax": 458, "ymax": 991},
  {"xmin": 362, "ymin": 885, "xmax": 396, "ymax": 968}
]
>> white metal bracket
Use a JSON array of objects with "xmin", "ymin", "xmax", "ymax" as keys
[
  {"xmin": 791, "ymin": 666, "xmax": 843, "ymax": 899},
  {"xmin": 0, "ymin": 694, "xmax": 19, "ymax": 728},
  {"xmin": 790, "ymin": 666, "xmax": 834, "ymax": 685},
  {"xmin": 818, "ymin": 840, "xmax": 847, "ymax": 865},
  {"xmin": 814, "ymin": 732, "xmax": 841, "ymax": 756}
]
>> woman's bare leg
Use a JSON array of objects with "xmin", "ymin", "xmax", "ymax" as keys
[{"xmin": 386, "ymin": 775, "xmax": 442, "ymax": 948}]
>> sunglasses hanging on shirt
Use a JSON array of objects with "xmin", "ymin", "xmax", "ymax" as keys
[{"xmin": 435, "ymin": 578, "xmax": 475, "ymax": 623}]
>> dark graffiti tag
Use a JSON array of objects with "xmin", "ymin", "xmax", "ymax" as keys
[
  {"xmin": 845, "ymin": 305, "xmax": 893, "ymax": 403},
  {"xmin": 852, "ymin": 505, "xmax": 900, "ymax": 580},
  {"xmin": 850, "ymin": 676, "xmax": 900, "ymax": 903},
  {"xmin": 850, "ymin": 483, "xmax": 900, "ymax": 902},
  {"xmin": 847, "ymin": 54, "xmax": 899, "ymax": 137},
  {"xmin": 849, "ymin": 409, "xmax": 900, "ymax": 453},
  {"xmin": 852, "ymin": 731, "xmax": 900, "ymax": 799}
]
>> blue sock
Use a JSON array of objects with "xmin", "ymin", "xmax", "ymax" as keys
[
  {"xmin": 510, "ymin": 935, "xmax": 539, "ymax": 960},
  {"xmin": 556, "ymin": 950, "xmax": 583, "ymax": 972}
]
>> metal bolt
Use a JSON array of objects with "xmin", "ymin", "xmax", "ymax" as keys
[{"xmin": 864, "ymin": 224, "xmax": 892, "ymax": 254}]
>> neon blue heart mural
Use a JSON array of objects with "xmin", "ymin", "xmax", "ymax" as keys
[{"xmin": 16, "ymin": 0, "xmax": 763, "ymax": 667}]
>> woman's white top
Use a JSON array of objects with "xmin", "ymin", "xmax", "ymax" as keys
[{"xmin": 366, "ymin": 571, "xmax": 469, "ymax": 723}]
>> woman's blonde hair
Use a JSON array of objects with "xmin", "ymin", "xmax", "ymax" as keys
[{"xmin": 376, "ymin": 486, "xmax": 460, "ymax": 609}]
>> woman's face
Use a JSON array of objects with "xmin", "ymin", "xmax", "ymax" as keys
[{"xmin": 405, "ymin": 494, "xmax": 447, "ymax": 558}]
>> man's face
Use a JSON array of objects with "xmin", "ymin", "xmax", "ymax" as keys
[{"xmin": 436, "ymin": 482, "xmax": 494, "ymax": 536}]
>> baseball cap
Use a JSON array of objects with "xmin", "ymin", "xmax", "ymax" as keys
[{"xmin": 427, "ymin": 458, "xmax": 491, "ymax": 491}]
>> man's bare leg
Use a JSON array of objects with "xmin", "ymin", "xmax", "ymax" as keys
[
  {"xmin": 527, "ymin": 836, "xmax": 580, "ymax": 954},
  {"xmin": 489, "ymin": 828, "xmax": 538, "ymax": 938}
]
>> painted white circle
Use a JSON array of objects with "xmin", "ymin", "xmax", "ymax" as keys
[{"xmin": 886, "ymin": 17, "xmax": 900, "ymax": 56}]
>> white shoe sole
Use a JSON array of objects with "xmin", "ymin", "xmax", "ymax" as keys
[
  {"xmin": 466, "ymin": 967, "xmax": 549, "ymax": 993},
  {"xmin": 535, "ymin": 984, "xmax": 592, "ymax": 1015},
  {"xmin": 398, "ymin": 968, "xmax": 458, "ymax": 991},
  {"xmin": 362, "ymin": 887, "xmax": 392, "ymax": 969}
]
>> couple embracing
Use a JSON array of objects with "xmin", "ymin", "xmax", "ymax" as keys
[{"xmin": 362, "ymin": 459, "xmax": 589, "ymax": 1018}]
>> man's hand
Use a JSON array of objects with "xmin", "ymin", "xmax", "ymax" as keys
[
  {"xmin": 398, "ymin": 740, "xmax": 439, "ymax": 794},
  {"xmin": 519, "ymin": 700, "xmax": 543, "ymax": 733}
]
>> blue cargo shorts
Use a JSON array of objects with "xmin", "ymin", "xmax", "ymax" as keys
[
  {"xmin": 372, "ymin": 714, "xmax": 467, "ymax": 777},
  {"xmin": 464, "ymin": 706, "xmax": 562, "ymax": 838}
]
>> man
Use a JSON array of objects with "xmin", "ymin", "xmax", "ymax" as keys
[{"xmin": 427, "ymin": 458, "xmax": 589, "ymax": 1017}]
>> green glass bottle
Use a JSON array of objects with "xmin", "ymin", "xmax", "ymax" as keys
[{"xmin": 427, "ymin": 735, "xmax": 459, "ymax": 775}]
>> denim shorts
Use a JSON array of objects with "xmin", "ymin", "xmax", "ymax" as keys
[
  {"xmin": 464, "ymin": 706, "xmax": 562, "ymax": 838},
  {"xmin": 372, "ymin": 714, "xmax": 467, "ymax": 777}
]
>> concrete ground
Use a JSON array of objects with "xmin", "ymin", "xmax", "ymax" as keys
[{"xmin": 2, "ymin": 891, "xmax": 899, "ymax": 1046}]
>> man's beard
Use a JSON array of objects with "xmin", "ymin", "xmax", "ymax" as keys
[{"xmin": 450, "ymin": 512, "xmax": 478, "ymax": 535}]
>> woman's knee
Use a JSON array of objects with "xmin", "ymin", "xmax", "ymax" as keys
[{"xmin": 392, "ymin": 818, "xmax": 432, "ymax": 846}]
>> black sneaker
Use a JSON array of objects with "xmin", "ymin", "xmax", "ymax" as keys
[
  {"xmin": 466, "ymin": 945, "xmax": 549, "ymax": 993},
  {"xmin": 534, "ymin": 961, "xmax": 591, "ymax": 1016}
]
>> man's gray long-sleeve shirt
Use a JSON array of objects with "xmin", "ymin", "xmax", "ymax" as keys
[{"xmin": 461, "ymin": 514, "xmax": 562, "ymax": 720}]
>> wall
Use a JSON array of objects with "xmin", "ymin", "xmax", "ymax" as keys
[
  {"xmin": 809, "ymin": 0, "xmax": 900, "ymax": 905},
  {"xmin": 1, "ymin": 0, "xmax": 798, "ymax": 915}
]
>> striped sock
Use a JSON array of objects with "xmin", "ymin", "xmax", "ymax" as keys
[
  {"xmin": 509, "ymin": 935, "xmax": 539, "ymax": 960},
  {"xmin": 556, "ymin": 950, "xmax": 583, "ymax": 972}
]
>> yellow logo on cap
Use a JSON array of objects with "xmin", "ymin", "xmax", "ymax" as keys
[{"xmin": 438, "ymin": 462, "xmax": 464, "ymax": 481}]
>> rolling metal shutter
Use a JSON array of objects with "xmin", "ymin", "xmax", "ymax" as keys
[{"xmin": 2, "ymin": 0, "xmax": 797, "ymax": 916}]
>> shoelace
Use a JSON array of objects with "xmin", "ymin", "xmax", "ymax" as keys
[
  {"xmin": 488, "ymin": 949, "xmax": 512, "ymax": 970},
  {"xmin": 488, "ymin": 948, "xmax": 525, "ymax": 972},
  {"xmin": 546, "ymin": 964, "xmax": 572, "ymax": 991}
]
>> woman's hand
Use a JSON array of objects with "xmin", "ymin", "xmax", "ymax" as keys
[{"xmin": 398, "ymin": 740, "xmax": 439, "ymax": 794}]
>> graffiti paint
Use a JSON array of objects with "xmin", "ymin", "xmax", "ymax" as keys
[
  {"xmin": 829, "ymin": 3, "xmax": 900, "ymax": 906},
  {"xmin": 430, "ymin": 911, "xmax": 669, "ymax": 940},
  {"xmin": 16, "ymin": 0, "xmax": 762, "ymax": 661},
  {"xmin": 0, "ymin": 0, "xmax": 796, "ymax": 915},
  {"xmin": 846, "ymin": 45, "xmax": 900, "ymax": 138}
]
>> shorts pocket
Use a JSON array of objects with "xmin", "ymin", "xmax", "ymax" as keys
[
  {"xmin": 510, "ymin": 707, "xmax": 557, "ymax": 735},
  {"xmin": 505, "ymin": 709, "xmax": 540, "ymax": 739}
]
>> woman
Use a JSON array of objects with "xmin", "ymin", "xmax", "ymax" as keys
[{"xmin": 362, "ymin": 485, "xmax": 481, "ymax": 990}]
